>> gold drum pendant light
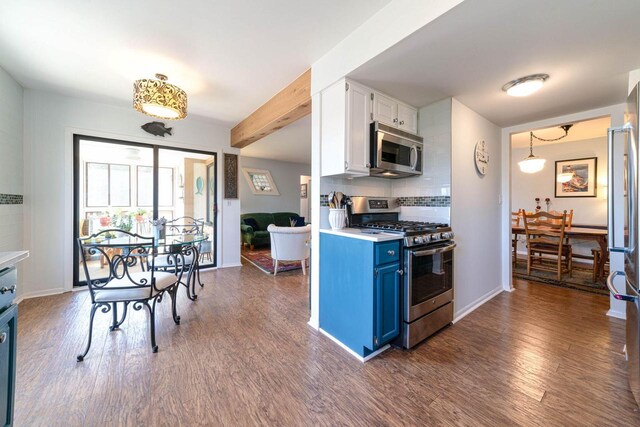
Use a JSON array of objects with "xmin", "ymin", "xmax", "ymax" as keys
[{"xmin": 133, "ymin": 73, "xmax": 187, "ymax": 120}]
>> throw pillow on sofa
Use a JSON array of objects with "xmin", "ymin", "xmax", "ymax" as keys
[
  {"xmin": 243, "ymin": 218, "xmax": 260, "ymax": 230},
  {"xmin": 290, "ymin": 217, "xmax": 305, "ymax": 227}
]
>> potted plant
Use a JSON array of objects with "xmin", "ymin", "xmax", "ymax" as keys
[
  {"xmin": 134, "ymin": 208, "xmax": 147, "ymax": 223},
  {"xmin": 99, "ymin": 211, "xmax": 111, "ymax": 227}
]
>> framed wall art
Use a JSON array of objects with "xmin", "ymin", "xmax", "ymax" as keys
[
  {"xmin": 224, "ymin": 153, "xmax": 238, "ymax": 199},
  {"xmin": 554, "ymin": 157, "xmax": 597, "ymax": 198},
  {"xmin": 300, "ymin": 183, "xmax": 308, "ymax": 198}
]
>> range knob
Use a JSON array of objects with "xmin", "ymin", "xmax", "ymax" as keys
[
  {"xmin": 441, "ymin": 232, "xmax": 453, "ymax": 239},
  {"xmin": 412, "ymin": 237, "xmax": 421, "ymax": 244},
  {"xmin": 430, "ymin": 233, "xmax": 442, "ymax": 241}
]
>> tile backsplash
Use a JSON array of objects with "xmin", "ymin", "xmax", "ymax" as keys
[{"xmin": 0, "ymin": 193, "xmax": 23, "ymax": 205}]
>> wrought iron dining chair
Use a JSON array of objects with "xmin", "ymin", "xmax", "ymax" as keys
[
  {"xmin": 77, "ymin": 229, "xmax": 184, "ymax": 361},
  {"xmin": 523, "ymin": 210, "xmax": 572, "ymax": 280},
  {"xmin": 154, "ymin": 216, "xmax": 205, "ymax": 300}
]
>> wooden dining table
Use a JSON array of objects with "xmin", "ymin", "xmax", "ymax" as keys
[{"xmin": 512, "ymin": 225, "xmax": 608, "ymax": 279}]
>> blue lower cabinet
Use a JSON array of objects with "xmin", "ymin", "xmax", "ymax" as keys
[
  {"xmin": 375, "ymin": 263, "xmax": 401, "ymax": 347},
  {"xmin": 320, "ymin": 233, "xmax": 401, "ymax": 358},
  {"xmin": 0, "ymin": 304, "xmax": 17, "ymax": 427}
]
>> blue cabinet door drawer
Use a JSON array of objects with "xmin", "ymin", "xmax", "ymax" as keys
[
  {"xmin": 0, "ymin": 268, "xmax": 17, "ymax": 312},
  {"xmin": 0, "ymin": 304, "xmax": 17, "ymax": 427},
  {"xmin": 375, "ymin": 241, "xmax": 400, "ymax": 265}
]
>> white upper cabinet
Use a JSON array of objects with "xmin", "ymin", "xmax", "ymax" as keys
[
  {"xmin": 345, "ymin": 81, "xmax": 371, "ymax": 174},
  {"xmin": 397, "ymin": 102, "xmax": 418, "ymax": 134},
  {"xmin": 372, "ymin": 92, "xmax": 397, "ymax": 127},
  {"xmin": 321, "ymin": 78, "xmax": 372, "ymax": 177},
  {"xmin": 373, "ymin": 91, "xmax": 418, "ymax": 134}
]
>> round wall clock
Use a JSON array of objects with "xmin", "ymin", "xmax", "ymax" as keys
[{"xmin": 474, "ymin": 140, "xmax": 489, "ymax": 175}]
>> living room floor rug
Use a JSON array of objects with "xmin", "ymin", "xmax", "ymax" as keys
[
  {"xmin": 513, "ymin": 259, "xmax": 608, "ymax": 296},
  {"xmin": 241, "ymin": 248, "xmax": 304, "ymax": 275}
]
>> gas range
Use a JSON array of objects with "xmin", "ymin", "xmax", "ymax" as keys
[
  {"xmin": 352, "ymin": 221, "xmax": 453, "ymax": 247},
  {"xmin": 348, "ymin": 197, "xmax": 453, "ymax": 247}
]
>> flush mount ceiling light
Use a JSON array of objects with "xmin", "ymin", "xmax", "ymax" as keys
[
  {"xmin": 518, "ymin": 124, "xmax": 573, "ymax": 174},
  {"xmin": 133, "ymin": 73, "xmax": 187, "ymax": 120},
  {"xmin": 502, "ymin": 74, "xmax": 549, "ymax": 97}
]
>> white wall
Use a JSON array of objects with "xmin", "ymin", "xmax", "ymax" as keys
[
  {"xmin": 300, "ymin": 175, "xmax": 311, "ymax": 222},
  {"xmin": 22, "ymin": 89, "xmax": 238, "ymax": 300},
  {"xmin": 239, "ymin": 156, "xmax": 310, "ymax": 215},
  {"xmin": 451, "ymin": 98, "xmax": 503, "ymax": 320},
  {"xmin": 0, "ymin": 66, "xmax": 25, "ymax": 296},
  {"xmin": 512, "ymin": 137, "xmax": 608, "ymax": 225},
  {"xmin": 393, "ymin": 98, "xmax": 452, "ymax": 223}
]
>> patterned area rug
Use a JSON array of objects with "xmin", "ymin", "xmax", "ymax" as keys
[
  {"xmin": 241, "ymin": 247, "xmax": 304, "ymax": 275},
  {"xmin": 513, "ymin": 259, "xmax": 608, "ymax": 295}
]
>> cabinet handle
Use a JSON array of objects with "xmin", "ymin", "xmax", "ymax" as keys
[
  {"xmin": 399, "ymin": 120, "xmax": 405, "ymax": 125},
  {"xmin": 387, "ymin": 250, "xmax": 395, "ymax": 256},
  {"xmin": 397, "ymin": 269, "xmax": 404, "ymax": 276},
  {"xmin": 0, "ymin": 285, "xmax": 16, "ymax": 294},
  {"xmin": 393, "ymin": 118, "xmax": 398, "ymax": 123},
  {"xmin": 0, "ymin": 332, "xmax": 6, "ymax": 344},
  {"xmin": 374, "ymin": 336, "xmax": 379, "ymax": 346},
  {"xmin": 344, "ymin": 161, "xmax": 348, "ymax": 170},
  {"xmin": 366, "ymin": 162, "xmax": 371, "ymax": 168}
]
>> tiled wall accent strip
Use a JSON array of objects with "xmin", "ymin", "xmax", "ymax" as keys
[
  {"xmin": 0, "ymin": 194, "xmax": 23, "ymax": 205},
  {"xmin": 320, "ymin": 195, "xmax": 450, "ymax": 208},
  {"xmin": 397, "ymin": 196, "xmax": 451, "ymax": 207}
]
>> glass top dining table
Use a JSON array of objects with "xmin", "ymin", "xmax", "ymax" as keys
[{"xmin": 80, "ymin": 233, "xmax": 209, "ymax": 248}]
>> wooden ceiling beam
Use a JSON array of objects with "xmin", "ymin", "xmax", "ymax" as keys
[{"xmin": 231, "ymin": 68, "xmax": 311, "ymax": 148}]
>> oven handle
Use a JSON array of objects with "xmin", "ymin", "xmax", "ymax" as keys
[{"xmin": 410, "ymin": 242, "xmax": 456, "ymax": 257}]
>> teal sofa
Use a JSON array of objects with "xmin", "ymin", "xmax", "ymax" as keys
[{"xmin": 241, "ymin": 212, "xmax": 301, "ymax": 249}]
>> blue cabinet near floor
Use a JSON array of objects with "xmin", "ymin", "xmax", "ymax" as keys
[
  {"xmin": 0, "ymin": 304, "xmax": 17, "ymax": 427},
  {"xmin": 320, "ymin": 233, "xmax": 401, "ymax": 358}
]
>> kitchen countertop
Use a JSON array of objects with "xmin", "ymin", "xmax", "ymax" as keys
[
  {"xmin": 319, "ymin": 228, "xmax": 403, "ymax": 242},
  {"xmin": 0, "ymin": 251, "xmax": 29, "ymax": 271}
]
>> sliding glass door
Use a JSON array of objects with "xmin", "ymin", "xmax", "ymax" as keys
[{"xmin": 73, "ymin": 135, "xmax": 217, "ymax": 286}]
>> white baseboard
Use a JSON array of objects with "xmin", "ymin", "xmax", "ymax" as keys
[
  {"xmin": 606, "ymin": 308, "xmax": 626, "ymax": 320},
  {"xmin": 220, "ymin": 263, "xmax": 242, "ymax": 268},
  {"xmin": 318, "ymin": 328, "xmax": 389, "ymax": 362},
  {"xmin": 307, "ymin": 318, "xmax": 319, "ymax": 330},
  {"xmin": 453, "ymin": 286, "xmax": 503, "ymax": 324},
  {"xmin": 15, "ymin": 287, "xmax": 66, "ymax": 304}
]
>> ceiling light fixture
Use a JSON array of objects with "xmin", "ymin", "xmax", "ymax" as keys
[
  {"xmin": 518, "ymin": 124, "xmax": 573, "ymax": 174},
  {"xmin": 133, "ymin": 73, "xmax": 187, "ymax": 120},
  {"xmin": 502, "ymin": 74, "xmax": 549, "ymax": 97}
]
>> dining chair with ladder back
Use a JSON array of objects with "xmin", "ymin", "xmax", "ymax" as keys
[
  {"xmin": 512, "ymin": 209, "xmax": 523, "ymax": 267},
  {"xmin": 77, "ymin": 229, "xmax": 184, "ymax": 361},
  {"xmin": 523, "ymin": 210, "xmax": 572, "ymax": 280}
]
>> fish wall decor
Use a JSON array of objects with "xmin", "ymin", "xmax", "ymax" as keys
[{"xmin": 141, "ymin": 121, "xmax": 172, "ymax": 137}]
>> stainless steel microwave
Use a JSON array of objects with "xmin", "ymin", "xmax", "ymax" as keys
[{"xmin": 370, "ymin": 122, "xmax": 423, "ymax": 178}]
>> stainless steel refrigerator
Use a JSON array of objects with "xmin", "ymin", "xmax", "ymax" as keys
[{"xmin": 607, "ymin": 84, "xmax": 640, "ymax": 407}]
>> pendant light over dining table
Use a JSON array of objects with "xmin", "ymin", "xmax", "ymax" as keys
[
  {"xmin": 518, "ymin": 124, "xmax": 573, "ymax": 174},
  {"xmin": 133, "ymin": 73, "xmax": 187, "ymax": 120}
]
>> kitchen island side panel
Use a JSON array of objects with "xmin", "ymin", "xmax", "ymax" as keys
[{"xmin": 319, "ymin": 233, "xmax": 374, "ymax": 357}]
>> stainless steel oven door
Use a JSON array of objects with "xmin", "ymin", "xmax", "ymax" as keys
[
  {"xmin": 404, "ymin": 241, "xmax": 455, "ymax": 322},
  {"xmin": 374, "ymin": 129, "xmax": 423, "ymax": 175}
]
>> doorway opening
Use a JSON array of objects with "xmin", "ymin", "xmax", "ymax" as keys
[
  {"xmin": 509, "ymin": 116, "xmax": 610, "ymax": 295},
  {"xmin": 73, "ymin": 135, "xmax": 217, "ymax": 286}
]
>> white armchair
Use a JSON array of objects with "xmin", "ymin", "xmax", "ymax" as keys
[{"xmin": 267, "ymin": 224, "xmax": 311, "ymax": 276}]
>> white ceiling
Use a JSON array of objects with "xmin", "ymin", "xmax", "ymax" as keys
[
  {"xmin": 241, "ymin": 115, "xmax": 311, "ymax": 164},
  {"xmin": 0, "ymin": 0, "xmax": 390, "ymax": 126},
  {"xmin": 510, "ymin": 116, "xmax": 611, "ymax": 148},
  {"xmin": 349, "ymin": 0, "xmax": 640, "ymax": 127}
]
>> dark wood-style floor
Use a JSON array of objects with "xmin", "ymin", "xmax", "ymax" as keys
[{"xmin": 13, "ymin": 265, "xmax": 640, "ymax": 426}]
